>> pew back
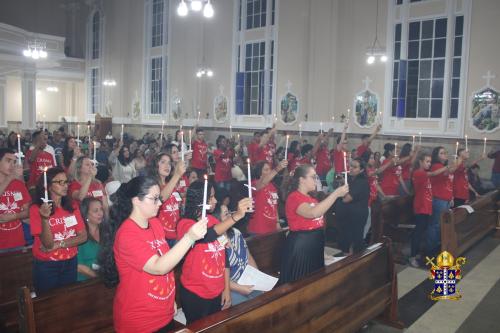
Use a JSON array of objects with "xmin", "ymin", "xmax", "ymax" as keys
[
  {"xmin": 370, "ymin": 196, "xmax": 414, "ymax": 244},
  {"xmin": 0, "ymin": 247, "xmax": 33, "ymax": 304}
]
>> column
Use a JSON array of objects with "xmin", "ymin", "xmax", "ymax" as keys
[
  {"xmin": 0, "ymin": 76, "xmax": 6, "ymax": 128},
  {"xmin": 21, "ymin": 69, "xmax": 37, "ymax": 130}
]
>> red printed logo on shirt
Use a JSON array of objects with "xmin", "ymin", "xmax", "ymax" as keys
[{"xmin": 201, "ymin": 241, "xmax": 225, "ymax": 279}]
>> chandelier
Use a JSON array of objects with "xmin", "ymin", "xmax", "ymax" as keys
[
  {"xmin": 366, "ymin": 0, "xmax": 387, "ymax": 64},
  {"xmin": 177, "ymin": 0, "xmax": 214, "ymax": 18},
  {"xmin": 196, "ymin": 67, "xmax": 213, "ymax": 78},
  {"xmin": 23, "ymin": 40, "xmax": 48, "ymax": 59},
  {"xmin": 103, "ymin": 79, "xmax": 117, "ymax": 86}
]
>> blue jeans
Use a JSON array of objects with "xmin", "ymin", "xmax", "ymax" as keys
[
  {"xmin": 33, "ymin": 256, "xmax": 77, "ymax": 294},
  {"xmin": 230, "ymin": 290, "xmax": 263, "ymax": 306},
  {"xmin": 23, "ymin": 222, "xmax": 33, "ymax": 246},
  {"xmin": 426, "ymin": 198, "xmax": 450, "ymax": 255},
  {"xmin": 492, "ymin": 173, "xmax": 500, "ymax": 188}
]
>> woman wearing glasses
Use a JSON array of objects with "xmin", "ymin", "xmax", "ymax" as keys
[
  {"xmin": 99, "ymin": 176, "xmax": 208, "ymax": 333},
  {"xmin": 29, "ymin": 167, "xmax": 88, "ymax": 293},
  {"xmin": 278, "ymin": 164, "xmax": 349, "ymax": 285}
]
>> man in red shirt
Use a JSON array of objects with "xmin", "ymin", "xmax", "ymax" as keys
[
  {"xmin": 247, "ymin": 131, "xmax": 261, "ymax": 163},
  {"xmin": 314, "ymin": 130, "xmax": 333, "ymax": 180},
  {"xmin": 0, "ymin": 148, "xmax": 31, "ymax": 250},
  {"xmin": 25, "ymin": 130, "xmax": 56, "ymax": 189},
  {"xmin": 356, "ymin": 124, "xmax": 381, "ymax": 158},
  {"xmin": 213, "ymin": 136, "xmax": 234, "ymax": 191},
  {"xmin": 255, "ymin": 125, "xmax": 277, "ymax": 166},
  {"xmin": 191, "ymin": 127, "xmax": 208, "ymax": 177}
]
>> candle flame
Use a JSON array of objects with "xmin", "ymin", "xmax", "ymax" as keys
[
  {"xmin": 17, "ymin": 134, "xmax": 20, "ymax": 138},
  {"xmin": 247, "ymin": 158, "xmax": 250, "ymax": 163},
  {"xmin": 204, "ymin": 174, "xmax": 208, "ymax": 180}
]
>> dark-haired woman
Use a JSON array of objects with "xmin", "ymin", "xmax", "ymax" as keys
[
  {"xmin": 29, "ymin": 167, "xmax": 88, "ymax": 293},
  {"xmin": 177, "ymin": 181, "xmax": 253, "ymax": 324},
  {"xmin": 287, "ymin": 140, "xmax": 301, "ymax": 173},
  {"xmin": 335, "ymin": 158, "xmax": 370, "ymax": 255},
  {"xmin": 398, "ymin": 143, "xmax": 414, "ymax": 195},
  {"xmin": 378, "ymin": 143, "xmax": 408, "ymax": 197},
  {"xmin": 109, "ymin": 141, "xmax": 136, "ymax": 183},
  {"xmin": 77, "ymin": 197, "xmax": 103, "ymax": 281},
  {"xmin": 99, "ymin": 176, "xmax": 207, "ymax": 333},
  {"xmin": 60, "ymin": 136, "xmax": 82, "ymax": 174},
  {"xmin": 247, "ymin": 159, "xmax": 287, "ymax": 235},
  {"xmin": 278, "ymin": 164, "xmax": 348, "ymax": 285},
  {"xmin": 148, "ymin": 153, "xmax": 185, "ymax": 246}
]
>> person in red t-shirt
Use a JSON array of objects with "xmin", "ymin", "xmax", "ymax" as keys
[
  {"xmin": 255, "ymin": 126, "xmax": 277, "ymax": 166},
  {"xmin": 453, "ymin": 148, "xmax": 483, "ymax": 207},
  {"xmin": 99, "ymin": 176, "xmax": 207, "ymax": 333},
  {"xmin": 30, "ymin": 167, "xmax": 88, "ymax": 293},
  {"xmin": 287, "ymin": 140, "xmax": 302, "ymax": 173},
  {"xmin": 247, "ymin": 131, "xmax": 262, "ymax": 164},
  {"xmin": 397, "ymin": 143, "xmax": 415, "ymax": 196},
  {"xmin": 278, "ymin": 164, "xmax": 349, "ymax": 285},
  {"xmin": 356, "ymin": 124, "xmax": 381, "ymax": 159},
  {"xmin": 191, "ymin": 127, "xmax": 209, "ymax": 176},
  {"xmin": 213, "ymin": 136, "xmax": 234, "ymax": 191},
  {"xmin": 69, "ymin": 156, "xmax": 109, "ymax": 214},
  {"xmin": 314, "ymin": 131, "xmax": 333, "ymax": 180},
  {"xmin": 26, "ymin": 130, "xmax": 56, "ymax": 189},
  {"xmin": 148, "ymin": 153, "xmax": 186, "ymax": 245},
  {"xmin": 378, "ymin": 143, "xmax": 409, "ymax": 197},
  {"xmin": 247, "ymin": 159, "xmax": 288, "ymax": 235},
  {"xmin": 177, "ymin": 180, "xmax": 253, "ymax": 323},
  {"xmin": 0, "ymin": 148, "xmax": 31, "ymax": 250},
  {"xmin": 331, "ymin": 122, "xmax": 349, "ymax": 187}
]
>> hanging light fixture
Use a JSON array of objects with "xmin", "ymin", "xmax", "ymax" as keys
[
  {"xmin": 177, "ymin": 0, "xmax": 214, "ymax": 18},
  {"xmin": 366, "ymin": 0, "xmax": 387, "ymax": 65},
  {"xmin": 196, "ymin": 67, "xmax": 214, "ymax": 78},
  {"xmin": 23, "ymin": 40, "xmax": 48, "ymax": 60}
]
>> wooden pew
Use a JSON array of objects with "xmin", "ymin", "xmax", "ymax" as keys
[
  {"xmin": 16, "ymin": 230, "xmax": 287, "ymax": 333},
  {"xmin": 0, "ymin": 247, "xmax": 32, "ymax": 333},
  {"xmin": 441, "ymin": 190, "xmax": 499, "ymax": 256},
  {"xmin": 185, "ymin": 240, "xmax": 402, "ymax": 333}
]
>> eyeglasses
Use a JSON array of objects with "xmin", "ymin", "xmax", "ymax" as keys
[
  {"xmin": 51, "ymin": 180, "xmax": 69, "ymax": 185},
  {"xmin": 144, "ymin": 195, "xmax": 162, "ymax": 204},
  {"xmin": 307, "ymin": 174, "xmax": 319, "ymax": 181}
]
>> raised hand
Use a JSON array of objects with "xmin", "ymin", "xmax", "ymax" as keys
[{"xmin": 187, "ymin": 217, "xmax": 208, "ymax": 241}]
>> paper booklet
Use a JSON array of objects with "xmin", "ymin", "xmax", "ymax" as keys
[
  {"xmin": 237, "ymin": 265, "xmax": 279, "ymax": 292},
  {"xmin": 458, "ymin": 205, "xmax": 474, "ymax": 214}
]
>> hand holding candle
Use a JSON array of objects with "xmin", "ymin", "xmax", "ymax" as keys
[
  {"xmin": 16, "ymin": 134, "xmax": 23, "ymax": 165},
  {"xmin": 246, "ymin": 158, "xmax": 253, "ymax": 199},
  {"xmin": 180, "ymin": 131, "xmax": 185, "ymax": 162},
  {"xmin": 455, "ymin": 141, "xmax": 459, "ymax": 159},
  {"xmin": 43, "ymin": 167, "xmax": 49, "ymax": 202},
  {"xmin": 284, "ymin": 135, "xmax": 289, "ymax": 160}
]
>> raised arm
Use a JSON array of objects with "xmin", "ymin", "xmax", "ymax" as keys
[{"xmin": 296, "ymin": 185, "xmax": 349, "ymax": 219}]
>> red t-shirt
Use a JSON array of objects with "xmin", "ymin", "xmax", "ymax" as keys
[
  {"xmin": 332, "ymin": 149, "xmax": 348, "ymax": 173},
  {"xmin": 158, "ymin": 188, "xmax": 181, "ymax": 240},
  {"xmin": 247, "ymin": 142, "xmax": 259, "ymax": 163},
  {"xmin": 68, "ymin": 180, "xmax": 105, "ymax": 203},
  {"xmin": 401, "ymin": 160, "xmax": 412, "ymax": 181},
  {"xmin": 366, "ymin": 167, "xmax": 378, "ymax": 207},
  {"xmin": 30, "ymin": 205, "xmax": 85, "ymax": 261},
  {"xmin": 248, "ymin": 181, "xmax": 278, "ymax": 234},
  {"xmin": 256, "ymin": 143, "xmax": 275, "ymax": 166},
  {"xmin": 412, "ymin": 169, "xmax": 433, "ymax": 215},
  {"xmin": 287, "ymin": 152, "xmax": 300, "ymax": 173},
  {"xmin": 453, "ymin": 163, "xmax": 469, "ymax": 201},
  {"xmin": 113, "ymin": 218, "xmax": 175, "ymax": 333},
  {"xmin": 26, "ymin": 149, "xmax": 56, "ymax": 188},
  {"xmin": 0, "ymin": 180, "xmax": 31, "ymax": 249},
  {"xmin": 177, "ymin": 215, "xmax": 226, "ymax": 299},
  {"xmin": 315, "ymin": 147, "xmax": 331, "ymax": 177},
  {"xmin": 430, "ymin": 163, "xmax": 453, "ymax": 201},
  {"xmin": 174, "ymin": 175, "xmax": 189, "ymax": 195},
  {"xmin": 380, "ymin": 159, "xmax": 401, "ymax": 196},
  {"xmin": 191, "ymin": 140, "xmax": 208, "ymax": 170},
  {"xmin": 356, "ymin": 143, "xmax": 370, "ymax": 158},
  {"xmin": 285, "ymin": 191, "xmax": 324, "ymax": 231},
  {"xmin": 214, "ymin": 149, "xmax": 234, "ymax": 182}
]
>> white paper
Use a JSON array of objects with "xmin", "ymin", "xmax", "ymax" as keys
[
  {"xmin": 324, "ymin": 254, "xmax": 346, "ymax": 266},
  {"xmin": 366, "ymin": 242, "xmax": 383, "ymax": 251},
  {"xmin": 174, "ymin": 308, "xmax": 187, "ymax": 325},
  {"xmin": 458, "ymin": 205, "xmax": 474, "ymax": 214},
  {"xmin": 237, "ymin": 265, "xmax": 278, "ymax": 292}
]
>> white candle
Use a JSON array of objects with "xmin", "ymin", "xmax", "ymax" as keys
[
  {"xmin": 394, "ymin": 143, "xmax": 398, "ymax": 157},
  {"xmin": 347, "ymin": 108, "xmax": 351, "ymax": 121},
  {"xmin": 180, "ymin": 131, "xmax": 185, "ymax": 162},
  {"xmin": 412, "ymin": 135, "xmax": 415, "ymax": 149},
  {"xmin": 419, "ymin": 132, "xmax": 422, "ymax": 146},
  {"xmin": 455, "ymin": 141, "xmax": 459, "ymax": 159},
  {"xmin": 93, "ymin": 141, "xmax": 97, "ymax": 162},
  {"xmin": 229, "ymin": 125, "xmax": 233, "ymax": 138},
  {"xmin": 189, "ymin": 129, "xmax": 192, "ymax": 150},
  {"xmin": 197, "ymin": 111, "xmax": 201, "ymax": 123},
  {"xmin": 465, "ymin": 135, "xmax": 468, "ymax": 152},
  {"xmin": 43, "ymin": 167, "xmax": 49, "ymax": 202},
  {"xmin": 87, "ymin": 125, "xmax": 91, "ymax": 136},
  {"xmin": 284, "ymin": 135, "xmax": 289, "ymax": 160},
  {"xmin": 17, "ymin": 134, "xmax": 22, "ymax": 165},
  {"xmin": 120, "ymin": 124, "xmax": 124, "ymax": 142},
  {"xmin": 160, "ymin": 121, "xmax": 165, "ymax": 143},
  {"xmin": 237, "ymin": 133, "xmax": 240, "ymax": 142},
  {"xmin": 202, "ymin": 174, "xmax": 208, "ymax": 219},
  {"xmin": 77, "ymin": 125, "xmax": 80, "ymax": 146},
  {"xmin": 343, "ymin": 151, "xmax": 348, "ymax": 185},
  {"xmin": 483, "ymin": 137, "xmax": 487, "ymax": 155},
  {"xmin": 299, "ymin": 123, "xmax": 302, "ymax": 138},
  {"xmin": 247, "ymin": 158, "xmax": 252, "ymax": 199},
  {"xmin": 320, "ymin": 122, "xmax": 323, "ymax": 133},
  {"xmin": 378, "ymin": 111, "xmax": 382, "ymax": 123}
]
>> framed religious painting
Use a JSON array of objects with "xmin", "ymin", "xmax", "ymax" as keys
[
  {"xmin": 280, "ymin": 92, "xmax": 299, "ymax": 125},
  {"xmin": 171, "ymin": 95, "xmax": 182, "ymax": 121},
  {"xmin": 354, "ymin": 90, "xmax": 378, "ymax": 128},
  {"xmin": 213, "ymin": 95, "xmax": 228, "ymax": 123},
  {"xmin": 471, "ymin": 87, "xmax": 500, "ymax": 132}
]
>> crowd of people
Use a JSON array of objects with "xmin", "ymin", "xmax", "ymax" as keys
[{"xmin": 0, "ymin": 122, "xmax": 498, "ymax": 332}]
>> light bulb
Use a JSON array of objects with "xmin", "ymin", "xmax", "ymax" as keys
[
  {"xmin": 366, "ymin": 55, "xmax": 375, "ymax": 64},
  {"xmin": 23, "ymin": 49, "xmax": 31, "ymax": 57},
  {"xmin": 380, "ymin": 55, "xmax": 388, "ymax": 62},
  {"xmin": 177, "ymin": 0, "xmax": 188, "ymax": 16},
  {"xmin": 39, "ymin": 50, "xmax": 48, "ymax": 58},
  {"xmin": 196, "ymin": 71, "xmax": 202, "ymax": 78},
  {"xmin": 203, "ymin": 1, "xmax": 214, "ymax": 18},
  {"xmin": 207, "ymin": 70, "xmax": 213, "ymax": 77},
  {"xmin": 32, "ymin": 49, "xmax": 40, "ymax": 59},
  {"xmin": 191, "ymin": 0, "xmax": 202, "ymax": 11}
]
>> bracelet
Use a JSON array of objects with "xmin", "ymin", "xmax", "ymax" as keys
[{"xmin": 230, "ymin": 214, "xmax": 238, "ymax": 223}]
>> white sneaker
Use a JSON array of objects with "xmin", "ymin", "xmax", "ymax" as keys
[{"xmin": 409, "ymin": 257, "xmax": 419, "ymax": 268}]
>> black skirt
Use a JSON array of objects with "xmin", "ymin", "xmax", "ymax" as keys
[{"xmin": 278, "ymin": 229, "xmax": 325, "ymax": 285}]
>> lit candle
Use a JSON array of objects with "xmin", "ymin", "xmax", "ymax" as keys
[
  {"xmin": 93, "ymin": 141, "xmax": 97, "ymax": 162},
  {"xmin": 77, "ymin": 124, "xmax": 80, "ymax": 146},
  {"xmin": 394, "ymin": 143, "xmax": 398, "ymax": 157},
  {"xmin": 299, "ymin": 123, "xmax": 302, "ymax": 138},
  {"xmin": 343, "ymin": 151, "xmax": 348, "ymax": 185},
  {"xmin": 284, "ymin": 135, "xmax": 289, "ymax": 160},
  {"xmin": 419, "ymin": 132, "xmax": 422, "ymax": 145},
  {"xmin": 202, "ymin": 174, "xmax": 208, "ymax": 219},
  {"xmin": 347, "ymin": 108, "xmax": 351, "ymax": 121},
  {"xmin": 229, "ymin": 125, "xmax": 233, "ymax": 138},
  {"xmin": 247, "ymin": 158, "xmax": 252, "ymax": 199},
  {"xmin": 412, "ymin": 135, "xmax": 415, "ymax": 149},
  {"xmin": 483, "ymin": 137, "xmax": 487, "ymax": 155},
  {"xmin": 465, "ymin": 135, "xmax": 468, "ymax": 152},
  {"xmin": 120, "ymin": 124, "xmax": 124, "ymax": 142},
  {"xmin": 320, "ymin": 122, "xmax": 323, "ymax": 133},
  {"xmin": 43, "ymin": 167, "xmax": 49, "ymax": 202},
  {"xmin": 188, "ymin": 129, "xmax": 192, "ymax": 150},
  {"xmin": 87, "ymin": 125, "xmax": 91, "ymax": 137},
  {"xmin": 160, "ymin": 120, "xmax": 165, "ymax": 143},
  {"xmin": 197, "ymin": 111, "xmax": 201, "ymax": 123},
  {"xmin": 237, "ymin": 133, "xmax": 240, "ymax": 141},
  {"xmin": 378, "ymin": 111, "xmax": 382, "ymax": 123},
  {"xmin": 455, "ymin": 141, "xmax": 459, "ymax": 159},
  {"xmin": 16, "ymin": 134, "xmax": 22, "ymax": 165},
  {"xmin": 180, "ymin": 131, "xmax": 185, "ymax": 162}
]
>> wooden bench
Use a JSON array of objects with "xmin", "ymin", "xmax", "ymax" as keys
[
  {"xmin": 0, "ymin": 247, "xmax": 32, "ymax": 333},
  {"xmin": 184, "ymin": 239, "xmax": 402, "ymax": 332},
  {"xmin": 16, "ymin": 230, "xmax": 287, "ymax": 333},
  {"xmin": 441, "ymin": 190, "xmax": 499, "ymax": 256}
]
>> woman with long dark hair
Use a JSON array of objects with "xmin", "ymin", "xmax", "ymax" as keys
[
  {"xmin": 99, "ymin": 176, "xmax": 207, "ymax": 333},
  {"xmin": 29, "ymin": 167, "xmax": 88, "ymax": 293},
  {"xmin": 77, "ymin": 197, "xmax": 104, "ymax": 281},
  {"xmin": 109, "ymin": 141, "xmax": 136, "ymax": 183},
  {"xmin": 177, "ymin": 180, "xmax": 253, "ymax": 324},
  {"xmin": 278, "ymin": 165, "xmax": 348, "ymax": 285},
  {"xmin": 287, "ymin": 140, "xmax": 301, "ymax": 172},
  {"xmin": 60, "ymin": 136, "xmax": 82, "ymax": 173}
]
